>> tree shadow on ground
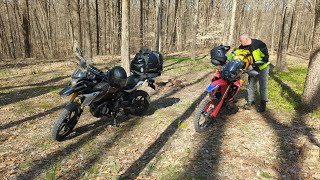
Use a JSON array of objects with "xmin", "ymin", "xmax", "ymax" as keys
[
  {"xmin": 65, "ymin": 97, "xmax": 180, "ymax": 141},
  {"xmin": 16, "ymin": 96, "xmax": 178, "ymax": 178},
  {"xmin": 260, "ymin": 64, "xmax": 320, "ymax": 178},
  {"xmin": 0, "ymin": 58, "xmax": 68, "ymax": 70},
  {"xmin": 261, "ymin": 108, "xmax": 319, "ymax": 178},
  {"xmin": 177, "ymin": 89, "xmax": 246, "ymax": 179},
  {"xmin": 0, "ymin": 84, "xmax": 65, "ymax": 107},
  {"xmin": 119, "ymin": 91, "xmax": 208, "ymax": 179},
  {"xmin": 269, "ymin": 64, "xmax": 302, "ymax": 109},
  {"xmin": 0, "ymin": 104, "xmax": 65, "ymax": 131},
  {"xmin": 0, "ymin": 75, "xmax": 68, "ymax": 91},
  {"xmin": 15, "ymin": 70, "xmax": 212, "ymax": 179},
  {"xmin": 16, "ymin": 115, "xmax": 139, "ymax": 179},
  {"xmin": 117, "ymin": 71, "xmax": 211, "ymax": 179},
  {"xmin": 146, "ymin": 97, "xmax": 180, "ymax": 115},
  {"xmin": 179, "ymin": 117, "xmax": 227, "ymax": 179},
  {"xmin": 64, "ymin": 114, "xmax": 134, "ymax": 141},
  {"xmin": 178, "ymin": 64, "xmax": 318, "ymax": 179}
]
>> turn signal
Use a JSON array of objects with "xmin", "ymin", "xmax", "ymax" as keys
[{"xmin": 240, "ymin": 79, "xmax": 245, "ymax": 85}]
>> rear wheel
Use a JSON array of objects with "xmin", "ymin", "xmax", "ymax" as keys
[
  {"xmin": 52, "ymin": 103, "xmax": 82, "ymax": 141},
  {"xmin": 194, "ymin": 99, "xmax": 216, "ymax": 132},
  {"xmin": 126, "ymin": 90, "xmax": 150, "ymax": 116}
]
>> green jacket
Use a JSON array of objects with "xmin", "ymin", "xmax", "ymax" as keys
[{"xmin": 238, "ymin": 39, "xmax": 270, "ymax": 70}]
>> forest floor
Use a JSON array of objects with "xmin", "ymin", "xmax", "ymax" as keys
[{"xmin": 0, "ymin": 51, "xmax": 319, "ymax": 179}]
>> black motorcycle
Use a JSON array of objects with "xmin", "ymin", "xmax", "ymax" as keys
[{"xmin": 52, "ymin": 48, "xmax": 163, "ymax": 141}]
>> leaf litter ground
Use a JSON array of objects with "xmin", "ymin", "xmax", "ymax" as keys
[{"xmin": 0, "ymin": 53, "xmax": 319, "ymax": 179}]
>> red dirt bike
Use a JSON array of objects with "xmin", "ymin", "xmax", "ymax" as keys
[{"xmin": 194, "ymin": 45, "xmax": 264, "ymax": 132}]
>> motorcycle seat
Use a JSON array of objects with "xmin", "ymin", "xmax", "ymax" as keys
[{"xmin": 125, "ymin": 74, "xmax": 144, "ymax": 90}]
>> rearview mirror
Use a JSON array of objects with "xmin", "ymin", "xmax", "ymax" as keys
[{"xmin": 75, "ymin": 47, "xmax": 83, "ymax": 57}]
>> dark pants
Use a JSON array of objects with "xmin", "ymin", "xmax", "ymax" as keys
[{"xmin": 247, "ymin": 65, "xmax": 269, "ymax": 103}]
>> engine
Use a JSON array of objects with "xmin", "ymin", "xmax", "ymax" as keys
[{"xmin": 90, "ymin": 102, "xmax": 111, "ymax": 117}]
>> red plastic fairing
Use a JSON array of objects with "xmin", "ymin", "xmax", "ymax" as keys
[{"xmin": 228, "ymin": 80, "xmax": 241, "ymax": 102}]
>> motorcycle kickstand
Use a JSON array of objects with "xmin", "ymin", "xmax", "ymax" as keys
[{"xmin": 112, "ymin": 112, "xmax": 119, "ymax": 127}]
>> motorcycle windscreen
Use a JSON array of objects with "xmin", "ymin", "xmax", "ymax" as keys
[
  {"xmin": 221, "ymin": 59, "xmax": 244, "ymax": 80},
  {"xmin": 71, "ymin": 68, "xmax": 86, "ymax": 79}
]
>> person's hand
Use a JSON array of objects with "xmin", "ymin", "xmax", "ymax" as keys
[{"xmin": 248, "ymin": 65, "xmax": 253, "ymax": 70}]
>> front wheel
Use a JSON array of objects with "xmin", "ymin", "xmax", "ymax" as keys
[
  {"xmin": 52, "ymin": 103, "xmax": 82, "ymax": 141},
  {"xmin": 126, "ymin": 90, "xmax": 150, "ymax": 116},
  {"xmin": 194, "ymin": 99, "xmax": 216, "ymax": 132}
]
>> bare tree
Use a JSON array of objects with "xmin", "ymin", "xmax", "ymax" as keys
[
  {"xmin": 228, "ymin": 0, "xmax": 237, "ymax": 47},
  {"xmin": 140, "ymin": 0, "xmax": 144, "ymax": 48},
  {"xmin": 302, "ymin": 0, "xmax": 320, "ymax": 110},
  {"xmin": 270, "ymin": 1, "xmax": 279, "ymax": 55},
  {"xmin": 96, "ymin": 0, "xmax": 99, "ymax": 55},
  {"xmin": 0, "ymin": 0, "xmax": 316, "ymax": 59},
  {"xmin": 71, "ymin": 0, "xmax": 82, "ymax": 50},
  {"xmin": 86, "ymin": 0, "xmax": 92, "ymax": 58},
  {"xmin": 275, "ymin": 0, "xmax": 297, "ymax": 72},
  {"xmin": 192, "ymin": 0, "xmax": 199, "ymax": 60},
  {"xmin": 121, "ymin": 0, "xmax": 130, "ymax": 74},
  {"xmin": 22, "ymin": 0, "xmax": 31, "ymax": 58},
  {"xmin": 155, "ymin": 0, "xmax": 162, "ymax": 51}
]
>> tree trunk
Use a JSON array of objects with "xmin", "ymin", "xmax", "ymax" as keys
[
  {"xmin": 140, "ymin": 0, "xmax": 144, "ymax": 48},
  {"xmin": 71, "ymin": 0, "xmax": 82, "ymax": 50},
  {"xmin": 155, "ymin": 0, "xmax": 162, "ymax": 51},
  {"xmin": 104, "ymin": 0, "xmax": 109, "ymax": 54},
  {"xmin": 13, "ymin": 0, "xmax": 23, "ymax": 57},
  {"xmin": 250, "ymin": 0, "xmax": 259, "ymax": 37},
  {"xmin": 169, "ymin": 0, "xmax": 179, "ymax": 51},
  {"xmin": 270, "ymin": 8, "xmax": 278, "ymax": 55},
  {"xmin": 192, "ymin": 0, "xmax": 199, "ymax": 60},
  {"xmin": 117, "ymin": 0, "xmax": 122, "ymax": 54},
  {"xmin": 0, "ymin": 13, "xmax": 12, "ymax": 59},
  {"xmin": 5, "ymin": 1, "xmax": 17, "ymax": 59},
  {"xmin": 275, "ymin": 0, "xmax": 297, "ymax": 72},
  {"xmin": 289, "ymin": 0, "xmax": 303, "ymax": 52},
  {"xmin": 86, "ymin": 0, "xmax": 92, "ymax": 58},
  {"xmin": 228, "ymin": 0, "xmax": 237, "ymax": 47},
  {"xmin": 121, "ymin": 0, "xmax": 130, "ymax": 74},
  {"xmin": 109, "ymin": 1, "xmax": 114, "ymax": 54},
  {"xmin": 302, "ymin": 0, "xmax": 320, "ymax": 111},
  {"xmin": 96, "ymin": 0, "xmax": 100, "ymax": 55},
  {"xmin": 22, "ymin": 0, "xmax": 31, "ymax": 58},
  {"xmin": 34, "ymin": 9, "xmax": 46, "ymax": 58}
]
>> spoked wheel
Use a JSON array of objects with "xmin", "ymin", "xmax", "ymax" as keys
[
  {"xmin": 127, "ymin": 90, "xmax": 150, "ymax": 116},
  {"xmin": 194, "ymin": 99, "xmax": 216, "ymax": 132},
  {"xmin": 52, "ymin": 103, "xmax": 82, "ymax": 141}
]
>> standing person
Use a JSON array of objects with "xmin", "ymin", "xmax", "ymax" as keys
[{"xmin": 238, "ymin": 33, "xmax": 270, "ymax": 112}]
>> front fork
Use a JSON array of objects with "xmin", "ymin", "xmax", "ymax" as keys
[
  {"xmin": 70, "ymin": 93, "xmax": 78, "ymax": 102},
  {"xmin": 69, "ymin": 92, "xmax": 84, "ymax": 112},
  {"xmin": 209, "ymin": 85, "xmax": 231, "ymax": 117}
]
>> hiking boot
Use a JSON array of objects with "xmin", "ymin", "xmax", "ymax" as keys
[
  {"xmin": 243, "ymin": 101, "xmax": 254, "ymax": 110},
  {"xmin": 257, "ymin": 100, "xmax": 267, "ymax": 112}
]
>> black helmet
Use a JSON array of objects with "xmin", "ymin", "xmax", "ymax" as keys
[
  {"xmin": 210, "ymin": 45, "xmax": 227, "ymax": 65},
  {"xmin": 108, "ymin": 66, "xmax": 127, "ymax": 87}
]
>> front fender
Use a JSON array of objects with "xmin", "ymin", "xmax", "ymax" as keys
[
  {"xmin": 206, "ymin": 79, "xmax": 227, "ymax": 92},
  {"xmin": 59, "ymin": 87, "xmax": 75, "ymax": 96}
]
